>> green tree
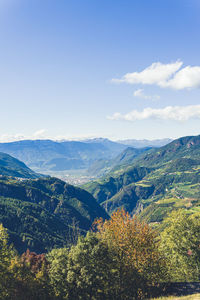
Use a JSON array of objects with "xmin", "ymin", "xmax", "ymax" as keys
[
  {"xmin": 0, "ymin": 224, "xmax": 15, "ymax": 299},
  {"xmin": 67, "ymin": 232, "xmax": 117, "ymax": 300},
  {"xmin": 160, "ymin": 209, "xmax": 200, "ymax": 281},
  {"xmin": 47, "ymin": 247, "xmax": 69, "ymax": 299},
  {"xmin": 0, "ymin": 225, "xmax": 51, "ymax": 300}
]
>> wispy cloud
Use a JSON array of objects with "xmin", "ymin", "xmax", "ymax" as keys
[
  {"xmin": 0, "ymin": 133, "xmax": 26, "ymax": 143},
  {"xmin": 133, "ymin": 89, "xmax": 160, "ymax": 100},
  {"xmin": 0, "ymin": 131, "xmax": 102, "ymax": 143},
  {"xmin": 107, "ymin": 105, "xmax": 200, "ymax": 122},
  {"xmin": 160, "ymin": 65, "xmax": 200, "ymax": 89},
  {"xmin": 0, "ymin": 129, "xmax": 48, "ymax": 143},
  {"xmin": 112, "ymin": 61, "xmax": 200, "ymax": 90},
  {"xmin": 33, "ymin": 129, "xmax": 47, "ymax": 138},
  {"xmin": 112, "ymin": 61, "xmax": 182, "ymax": 86}
]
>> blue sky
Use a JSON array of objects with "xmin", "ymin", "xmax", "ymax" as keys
[{"xmin": 0, "ymin": 0, "xmax": 200, "ymax": 141}]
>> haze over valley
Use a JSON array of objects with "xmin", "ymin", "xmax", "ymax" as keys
[{"xmin": 0, "ymin": 137, "xmax": 172, "ymax": 184}]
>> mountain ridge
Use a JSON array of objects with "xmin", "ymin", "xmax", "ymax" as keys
[
  {"xmin": 0, "ymin": 139, "xmax": 127, "ymax": 172},
  {"xmin": 83, "ymin": 134, "xmax": 200, "ymax": 221},
  {"xmin": 0, "ymin": 152, "xmax": 41, "ymax": 179},
  {"xmin": 0, "ymin": 176, "xmax": 108, "ymax": 253},
  {"xmin": 0, "ymin": 138, "xmax": 172, "ymax": 174}
]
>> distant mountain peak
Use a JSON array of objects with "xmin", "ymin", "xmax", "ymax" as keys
[{"xmin": 117, "ymin": 138, "xmax": 173, "ymax": 148}]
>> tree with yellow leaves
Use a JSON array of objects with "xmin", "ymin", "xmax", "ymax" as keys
[{"xmin": 94, "ymin": 209, "xmax": 166, "ymax": 299}]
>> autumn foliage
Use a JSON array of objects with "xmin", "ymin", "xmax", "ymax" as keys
[{"xmin": 94, "ymin": 209, "xmax": 166, "ymax": 298}]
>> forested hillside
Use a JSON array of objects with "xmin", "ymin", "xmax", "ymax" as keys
[
  {"xmin": 0, "ymin": 152, "xmax": 41, "ymax": 179},
  {"xmin": 84, "ymin": 135, "xmax": 200, "ymax": 221},
  {"xmin": 87, "ymin": 146, "xmax": 151, "ymax": 176},
  {"xmin": 0, "ymin": 176, "xmax": 108, "ymax": 253}
]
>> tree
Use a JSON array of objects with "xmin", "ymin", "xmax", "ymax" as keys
[
  {"xmin": 160, "ymin": 209, "xmax": 200, "ymax": 281},
  {"xmin": 8, "ymin": 251, "xmax": 50, "ymax": 300},
  {"xmin": 0, "ymin": 224, "xmax": 50, "ymax": 300},
  {"xmin": 0, "ymin": 224, "xmax": 15, "ymax": 299},
  {"xmin": 67, "ymin": 232, "xmax": 117, "ymax": 300},
  {"xmin": 94, "ymin": 209, "xmax": 166, "ymax": 299},
  {"xmin": 47, "ymin": 247, "xmax": 69, "ymax": 299}
]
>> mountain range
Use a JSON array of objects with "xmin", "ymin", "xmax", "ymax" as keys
[
  {"xmin": 0, "ymin": 134, "xmax": 199, "ymax": 253},
  {"xmin": 117, "ymin": 138, "xmax": 173, "ymax": 148},
  {"xmin": 0, "ymin": 138, "xmax": 171, "ymax": 174},
  {"xmin": 83, "ymin": 135, "xmax": 200, "ymax": 223}
]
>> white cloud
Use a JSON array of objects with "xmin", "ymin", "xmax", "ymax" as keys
[
  {"xmin": 112, "ymin": 61, "xmax": 200, "ymax": 90},
  {"xmin": 133, "ymin": 88, "xmax": 160, "ymax": 100},
  {"xmin": 0, "ymin": 132, "xmax": 102, "ymax": 143},
  {"xmin": 0, "ymin": 129, "xmax": 48, "ymax": 143},
  {"xmin": 107, "ymin": 105, "xmax": 200, "ymax": 122},
  {"xmin": 33, "ymin": 129, "xmax": 47, "ymax": 138},
  {"xmin": 0, "ymin": 133, "xmax": 26, "ymax": 143},
  {"xmin": 112, "ymin": 61, "xmax": 183, "ymax": 85},
  {"xmin": 160, "ymin": 65, "xmax": 200, "ymax": 89}
]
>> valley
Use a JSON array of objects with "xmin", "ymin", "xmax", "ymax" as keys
[
  {"xmin": 0, "ymin": 138, "xmax": 170, "ymax": 182},
  {"xmin": 0, "ymin": 134, "xmax": 199, "ymax": 252},
  {"xmin": 35, "ymin": 169, "xmax": 97, "ymax": 185}
]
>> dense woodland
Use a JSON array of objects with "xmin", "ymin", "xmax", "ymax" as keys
[
  {"xmin": 0, "ymin": 208, "xmax": 200, "ymax": 300},
  {"xmin": 0, "ymin": 176, "xmax": 108, "ymax": 253}
]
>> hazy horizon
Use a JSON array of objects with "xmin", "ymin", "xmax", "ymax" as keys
[{"xmin": 0, "ymin": 131, "xmax": 188, "ymax": 143}]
